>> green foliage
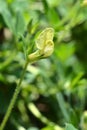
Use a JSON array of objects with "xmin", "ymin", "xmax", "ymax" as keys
[
  {"xmin": 0, "ymin": 0, "xmax": 87, "ymax": 130},
  {"xmin": 65, "ymin": 123, "xmax": 78, "ymax": 130}
]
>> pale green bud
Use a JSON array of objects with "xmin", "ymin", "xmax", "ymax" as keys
[{"xmin": 28, "ymin": 28, "xmax": 54, "ymax": 61}]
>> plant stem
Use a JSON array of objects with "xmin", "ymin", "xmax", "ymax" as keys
[{"xmin": 0, "ymin": 60, "xmax": 29, "ymax": 130}]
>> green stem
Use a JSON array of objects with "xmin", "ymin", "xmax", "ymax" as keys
[{"xmin": 0, "ymin": 60, "xmax": 29, "ymax": 130}]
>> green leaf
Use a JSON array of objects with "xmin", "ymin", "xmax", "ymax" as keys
[
  {"xmin": 46, "ymin": 0, "xmax": 61, "ymax": 7},
  {"xmin": 47, "ymin": 8, "xmax": 60, "ymax": 27},
  {"xmin": 0, "ymin": 1, "xmax": 7, "ymax": 13},
  {"xmin": 15, "ymin": 11, "xmax": 25, "ymax": 36},
  {"xmin": 2, "ymin": 10, "xmax": 14, "ymax": 31},
  {"xmin": 27, "ymin": 127, "xmax": 39, "ymax": 130},
  {"xmin": 0, "ymin": 1, "xmax": 14, "ymax": 32},
  {"xmin": 55, "ymin": 43, "xmax": 75, "ymax": 62},
  {"xmin": 65, "ymin": 123, "xmax": 78, "ymax": 130},
  {"xmin": 42, "ymin": 125, "xmax": 63, "ymax": 130},
  {"xmin": 56, "ymin": 93, "xmax": 70, "ymax": 122}
]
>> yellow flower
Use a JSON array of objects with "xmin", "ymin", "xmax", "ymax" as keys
[
  {"xmin": 36, "ymin": 28, "xmax": 54, "ymax": 57},
  {"xmin": 28, "ymin": 28, "xmax": 54, "ymax": 61}
]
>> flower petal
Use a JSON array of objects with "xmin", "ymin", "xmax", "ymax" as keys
[
  {"xmin": 43, "ymin": 40, "xmax": 54, "ymax": 57},
  {"xmin": 36, "ymin": 28, "xmax": 54, "ymax": 50}
]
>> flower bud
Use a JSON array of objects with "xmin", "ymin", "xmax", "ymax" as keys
[
  {"xmin": 36, "ymin": 28, "xmax": 54, "ymax": 58},
  {"xmin": 28, "ymin": 28, "xmax": 54, "ymax": 61},
  {"xmin": 42, "ymin": 40, "xmax": 54, "ymax": 57}
]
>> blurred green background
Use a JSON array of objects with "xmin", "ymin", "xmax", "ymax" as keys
[{"xmin": 0, "ymin": 0, "xmax": 87, "ymax": 130}]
